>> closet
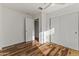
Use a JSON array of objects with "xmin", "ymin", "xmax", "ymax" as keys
[{"xmin": 49, "ymin": 12, "xmax": 79, "ymax": 50}]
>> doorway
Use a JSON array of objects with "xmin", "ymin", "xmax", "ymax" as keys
[{"xmin": 34, "ymin": 19, "xmax": 39, "ymax": 42}]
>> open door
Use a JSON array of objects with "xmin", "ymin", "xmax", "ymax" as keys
[{"xmin": 34, "ymin": 19, "xmax": 39, "ymax": 42}]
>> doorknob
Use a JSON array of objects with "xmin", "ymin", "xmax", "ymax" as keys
[{"xmin": 75, "ymin": 32, "xmax": 77, "ymax": 34}]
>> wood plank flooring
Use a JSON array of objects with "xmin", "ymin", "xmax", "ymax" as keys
[{"xmin": 0, "ymin": 41, "xmax": 79, "ymax": 56}]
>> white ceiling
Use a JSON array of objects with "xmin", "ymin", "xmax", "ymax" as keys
[
  {"xmin": 0, "ymin": 3, "xmax": 74, "ymax": 17},
  {"xmin": 44, "ymin": 3, "xmax": 73, "ymax": 14}
]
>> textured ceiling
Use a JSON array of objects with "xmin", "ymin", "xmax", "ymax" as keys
[{"xmin": 0, "ymin": 3, "xmax": 74, "ymax": 17}]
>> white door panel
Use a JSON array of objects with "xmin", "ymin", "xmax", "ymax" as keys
[
  {"xmin": 26, "ymin": 16, "xmax": 34, "ymax": 42},
  {"xmin": 51, "ymin": 13, "xmax": 78, "ymax": 50}
]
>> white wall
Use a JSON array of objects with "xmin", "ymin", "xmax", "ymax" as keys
[
  {"xmin": 46, "ymin": 4, "xmax": 79, "ymax": 50},
  {"xmin": 32, "ymin": 4, "xmax": 79, "ymax": 50},
  {"xmin": 38, "ymin": 11, "xmax": 51, "ymax": 44},
  {"xmin": 0, "ymin": 6, "xmax": 26, "ymax": 48},
  {"xmin": 39, "ymin": 11, "xmax": 48, "ymax": 44},
  {"xmin": 39, "ymin": 14, "xmax": 43, "ymax": 44},
  {"xmin": 0, "ymin": 6, "xmax": 3, "ymax": 50},
  {"xmin": 0, "ymin": 6, "xmax": 33, "ymax": 48}
]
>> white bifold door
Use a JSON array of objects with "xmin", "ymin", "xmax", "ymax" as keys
[{"xmin": 51, "ymin": 13, "xmax": 79, "ymax": 50}]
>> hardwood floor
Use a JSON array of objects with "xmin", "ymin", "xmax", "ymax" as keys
[{"xmin": 0, "ymin": 41, "xmax": 79, "ymax": 56}]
